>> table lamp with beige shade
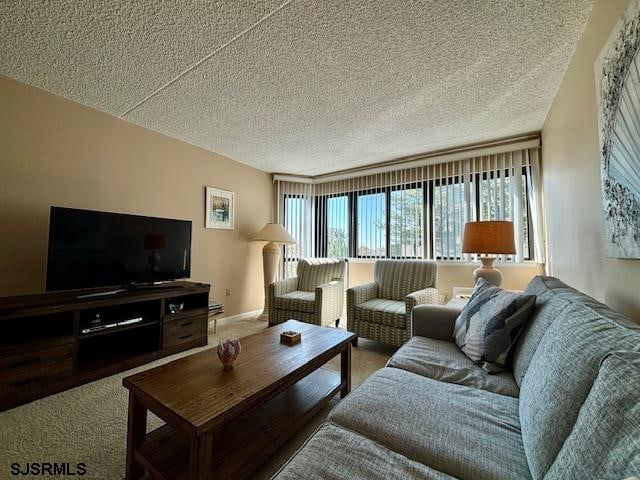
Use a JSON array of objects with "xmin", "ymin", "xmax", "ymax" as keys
[
  {"xmin": 462, "ymin": 221, "xmax": 516, "ymax": 287},
  {"xmin": 252, "ymin": 223, "xmax": 295, "ymax": 321}
]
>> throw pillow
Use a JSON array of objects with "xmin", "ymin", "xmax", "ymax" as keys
[{"xmin": 453, "ymin": 278, "xmax": 536, "ymax": 373}]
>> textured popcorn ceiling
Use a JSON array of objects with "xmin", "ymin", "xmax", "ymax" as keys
[{"xmin": 0, "ymin": 1, "xmax": 592, "ymax": 175}]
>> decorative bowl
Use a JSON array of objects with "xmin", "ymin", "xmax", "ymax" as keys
[
  {"xmin": 168, "ymin": 302, "xmax": 184, "ymax": 314},
  {"xmin": 217, "ymin": 338, "xmax": 241, "ymax": 370}
]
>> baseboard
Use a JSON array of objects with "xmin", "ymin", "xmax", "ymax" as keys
[{"xmin": 211, "ymin": 309, "xmax": 262, "ymax": 323}]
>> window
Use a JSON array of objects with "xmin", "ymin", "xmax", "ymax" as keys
[
  {"xmin": 477, "ymin": 169, "xmax": 532, "ymax": 261},
  {"xmin": 281, "ymin": 154, "xmax": 537, "ymax": 268},
  {"xmin": 283, "ymin": 195, "xmax": 307, "ymax": 277},
  {"xmin": 390, "ymin": 185, "xmax": 423, "ymax": 258},
  {"xmin": 325, "ymin": 195, "xmax": 349, "ymax": 257},
  {"xmin": 432, "ymin": 179, "xmax": 464, "ymax": 260},
  {"xmin": 356, "ymin": 191, "xmax": 386, "ymax": 257}
]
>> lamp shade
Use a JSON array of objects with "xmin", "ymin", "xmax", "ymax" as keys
[
  {"xmin": 462, "ymin": 221, "xmax": 516, "ymax": 255},
  {"xmin": 252, "ymin": 223, "xmax": 295, "ymax": 244}
]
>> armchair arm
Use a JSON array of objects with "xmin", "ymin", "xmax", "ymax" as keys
[
  {"xmin": 405, "ymin": 287, "xmax": 442, "ymax": 313},
  {"xmin": 410, "ymin": 304, "xmax": 462, "ymax": 341},
  {"xmin": 315, "ymin": 281, "xmax": 345, "ymax": 325},
  {"xmin": 346, "ymin": 282, "xmax": 378, "ymax": 332},
  {"xmin": 346, "ymin": 282, "xmax": 379, "ymax": 307},
  {"xmin": 269, "ymin": 276, "xmax": 298, "ymax": 299}
]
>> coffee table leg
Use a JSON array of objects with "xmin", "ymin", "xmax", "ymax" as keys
[
  {"xmin": 189, "ymin": 432, "xmax": 215, "ymax": 480},
  {"xmin": 340, "ymin": 342, "xmax": 352, "ymax": 398},
  {"xmin": 126, "ymin": 392, "xmax": 147, "ymax": 480}
]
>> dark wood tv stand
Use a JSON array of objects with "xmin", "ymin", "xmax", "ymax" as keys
[{"xmin": 0, "ymin": 281, "xmax": 210, "ymax": 411}]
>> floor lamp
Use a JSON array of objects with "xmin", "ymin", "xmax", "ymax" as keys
[{"xmin": 252, "ymin": 223, "xmax": 295, "ymax": 322}]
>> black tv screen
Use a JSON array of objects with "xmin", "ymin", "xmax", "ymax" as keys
[{"xmin": 47, "ymin": 207, "xmax": 192, "ymax": 291}]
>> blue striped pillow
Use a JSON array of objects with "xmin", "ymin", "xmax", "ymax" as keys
[{"xmin": 454, "ymin": 278, "xmax": 536, "ymax": 373}]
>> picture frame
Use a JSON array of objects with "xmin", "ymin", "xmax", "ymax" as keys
[
  {"xmin": 205, "ymin": 187, "xmax": 235, "ymax": 229},
  {"xmin": 595, "ymin": 0, "xmax": 640, "ymax": 258}
]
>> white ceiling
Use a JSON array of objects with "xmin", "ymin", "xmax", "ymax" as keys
[{"xmin": 1, "ymin": 1, "xmax": 593, "ymax": 175}]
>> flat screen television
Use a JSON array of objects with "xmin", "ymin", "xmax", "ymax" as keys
[{"xmin": 46, "ymin": 207, "xmax": 192, "ymax": 291}]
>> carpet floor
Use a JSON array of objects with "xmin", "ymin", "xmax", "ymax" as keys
[{"xmin": 0, "ymin": 316, "xmax": 397, "ymax": 480}]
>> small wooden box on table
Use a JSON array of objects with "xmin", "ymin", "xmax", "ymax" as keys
[{"xmin": 123, "ymin": 320, "xmax": 355, "ymax": 480}]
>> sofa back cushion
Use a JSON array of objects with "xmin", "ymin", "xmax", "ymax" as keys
[
  {"xmin": 511, "ymin": 276, "xmax": 572, "ymax": 387},
  {"xmin": 297, "ymin": 258, "xmax": 345, "ymax": 292},
  {"xmin": 545, "ymin": 351, "xmax": 640, "ymax": 479},
  {"xmin": 518, "ymin": 288, "xmax": 640, "ymax": 478},
  {"xmin": 374, "ymin": 260, "xmax": 437, "ymax": 301}
]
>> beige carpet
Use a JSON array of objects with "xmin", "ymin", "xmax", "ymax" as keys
[{"xmin": 0, "ymin": 316, "xmax": 396, "ymax": 480}]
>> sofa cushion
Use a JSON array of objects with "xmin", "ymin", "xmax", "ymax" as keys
[
  {"xmin": 453, "ymin": 279, "xmax": 536, "ymax": 373},
  {"xmin": 297, "ymin": 258, "xmax": 345, "ymax": 292},
  {"xmin": 329, "ymin": 367, "xmax": 531, "ymax": 480},
  {"xmin": 545, "ymin": 351, "xmax": 640, "ymax": 479},
  {"xmin": 273, "ymin": 290, "xmax": 316, "ymax": 313},
  {"xmin": 519, "ymin": 296, "xmax": 640, "ymax": 479},
  {"xmin": 511, "ymin": 276, "xmax": 572, "ymax": 387},
  {"xmin": 387, "ymin": 336, "xmax": 519, "ymax": 397},
  {"xmin": 374, "ymin": 259, "xmax": 437, "ymax": 301},
  {"xmin": 355, "ymin": 299, "xmax": 406, "ymax": 328},
  {"xmin": 273, "ymin": 422, "xmax": 456, "ymax": 480}
]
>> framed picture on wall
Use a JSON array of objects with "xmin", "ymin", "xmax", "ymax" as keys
[
  {"xmin": 595, "ymin": 0, "xmax": 640, "ymax": 259},
  {"xmin": 205, "ymin": 187, "xmax": 235, "ymax": 229}
]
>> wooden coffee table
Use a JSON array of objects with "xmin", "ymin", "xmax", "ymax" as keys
[{"xmin": 123, "ymin": 319, "xmax": 355, "ymax": 480}]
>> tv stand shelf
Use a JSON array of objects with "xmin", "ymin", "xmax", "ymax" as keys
[{"xmin": 0, "ymin": 281, "xmax": 210, "ymax": 411}]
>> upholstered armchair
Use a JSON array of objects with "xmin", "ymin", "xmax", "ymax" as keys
[
  {"xmin": 269, "ymin": 258, "xmax": 346, "ymax": 327},
  {"xmin": 347, "ymin": 260, "xmax": 440, "ymax": 346}
]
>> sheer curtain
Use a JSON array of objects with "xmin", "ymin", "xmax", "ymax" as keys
[{"xmin": 275, "ymin": 146, "xmax": 544, "ymax": 276}]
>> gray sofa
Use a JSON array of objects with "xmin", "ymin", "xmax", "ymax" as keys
[{"xmin": 273, "ymin": 276, "xmax": 640, "ymax": 479}]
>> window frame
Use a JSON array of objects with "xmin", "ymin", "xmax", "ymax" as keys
[{"xmin": 303, "ymin": 168, "xmax": 534, "ymax": 263}]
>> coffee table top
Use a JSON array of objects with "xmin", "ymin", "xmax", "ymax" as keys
[{"xmin": 123, "ymin": 320, "xmax": 354, "ymax": 435}]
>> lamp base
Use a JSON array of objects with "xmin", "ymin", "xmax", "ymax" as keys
[
  {"xmin": 258, "ymin": 242, "xmax": 281, "ymax": 322},
  {"xmin": 473, "ymin": 257, "xmax": 503, "ymax": 287}
]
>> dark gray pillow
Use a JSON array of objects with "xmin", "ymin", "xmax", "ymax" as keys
[{"xmin": 454, "ymin": 278, "xmax": 536, "ymax": 373}]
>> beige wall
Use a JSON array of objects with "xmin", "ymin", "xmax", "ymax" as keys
[
  {"xmin": 0, "ymin": 75, "xmax": 272, "ymax": 316},
  {"xmin": 542, "ymin": 0, "xmax": 640, "ymax": 322},
  {"xmin": 348, "ymin": 261, "xmax": 539, "ymax": 300}
]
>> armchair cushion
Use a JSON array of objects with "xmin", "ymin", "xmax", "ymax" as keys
[
  {"xmin": 355, "ymin": 299, "xmax": 406, "ymax": 329},
  {"xmin": 273, "ymin": 290, "xmax": 316, "ymax": 313}
]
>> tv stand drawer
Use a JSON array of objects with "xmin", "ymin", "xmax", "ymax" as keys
[
  {"xmin": 163, "ymin": 315, "xmax": 207, "ymax": 348},
  {"xmin": 0, "ymin": 344, "xmax": 74, "ymax": 382}
]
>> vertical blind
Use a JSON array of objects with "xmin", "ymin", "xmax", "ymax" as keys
[{"xmin": 276, "ymin": 147, "xmax": 543, "ymax": 277}]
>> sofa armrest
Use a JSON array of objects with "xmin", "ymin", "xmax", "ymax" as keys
[
  {"xmin": 405, "ymin": 287, "xmax": 442, "ymax": 312},
  {"xmin": 315, "ymin": 281, "xmax": 345, "ymax": 324},
  {"xmin": 346, "ymin": 282, "xmax": 378, "ymax": 307},
  {"xmin": 410, "ymin": 304, "xmax": 462, "ymax": 341},
  {"xmin": 270, "ymin": 276, "xmax": 298, "ymax": 298}
]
